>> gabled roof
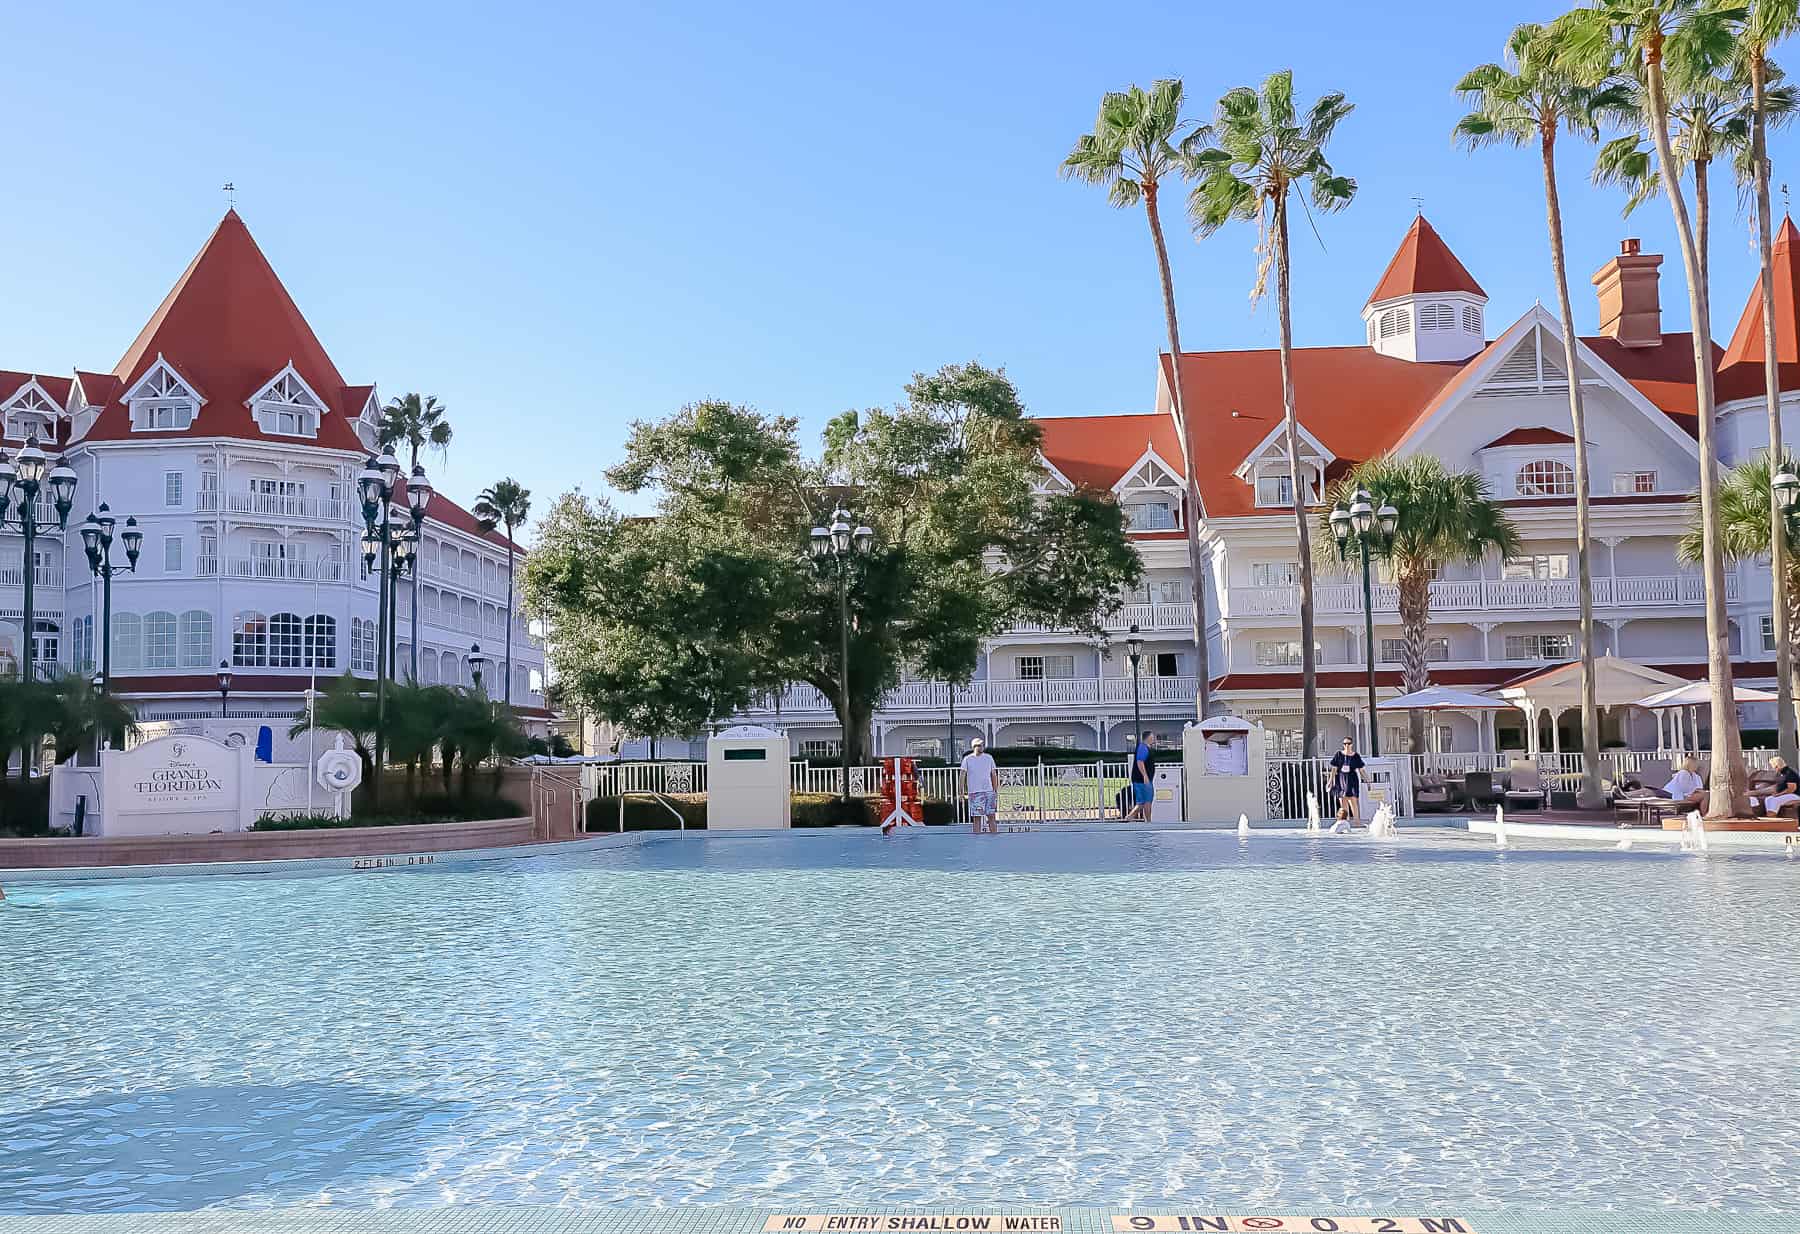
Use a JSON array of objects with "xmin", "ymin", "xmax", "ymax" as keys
[
  {"xmin": 1365, "ymin": 215, "xmax": 1486, "ymax": 307},
  {"xmin": 0, "ymin": 373, "xmax": 71, "ymax": 412},
  {"xmin": 1717, "ymin": 215, "xmax": 1800, "ymax": 402},
  {"xmin": 71, "ymin": 370, "xmax": 121, "ymax": 410},
  {"xmin": 1036, "ymin": 411, "xmax": 1186, "ymax": 492},
  {"xmin": 1232, "ymin": 419, "xmax": 1335, "ymax": 480},
  {"xmin": 1482, "ymin": 427, "xmax": 1574, "ymax": 448},
  {"xmin": 83, "ymin": 210, "xmax": 367, "ymax": 451}
]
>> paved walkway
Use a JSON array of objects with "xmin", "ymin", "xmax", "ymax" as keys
[{"xmin": 2, "ymin": 1208, "xmax": 1798, "ymax": 1234}]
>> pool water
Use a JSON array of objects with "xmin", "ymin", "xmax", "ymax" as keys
[{"xmin": 2, "ymin": 828, "xmax": 1797, "ymax": 1214}]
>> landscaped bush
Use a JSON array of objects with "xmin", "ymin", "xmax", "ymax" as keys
[
  {"xmin": 584, "ymin": 792, "xmax": 957, "ymax": 831},
  {"xmin": 985, "ymin": 745, "xmax": 1124, "ymax": 766},
  {"xmin": 252, "ymin": 792, "xmax": 522, "ymax": 831},
  {"xmin": 0, "ymin": 778, "xmax": 53, "ymax": 838}
]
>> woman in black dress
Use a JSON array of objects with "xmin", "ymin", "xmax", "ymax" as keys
[{"xmin": 1330, "ymin": 736, "xmax": 1365, "ymax": 822}]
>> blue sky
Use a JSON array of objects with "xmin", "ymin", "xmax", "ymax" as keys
[{"xmin": 5, "ymin": 0, "xmax": 1798, "ymax": 524}]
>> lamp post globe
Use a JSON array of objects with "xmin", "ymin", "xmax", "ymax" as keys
[{"xmin": 217, "ymin": 660, "xmax": 233, "ymax": 718}]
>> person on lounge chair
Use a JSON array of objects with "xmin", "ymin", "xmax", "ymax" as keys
[
  {"xmin": 1758, "ymin": 756, "xmax": 1800, "ymax": 817},
  {"xmin": 1662, "ymin": 757, "xmax": 1706, "ymax": 812}
]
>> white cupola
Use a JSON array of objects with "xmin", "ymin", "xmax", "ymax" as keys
[{"xmin": 1361, "ymin": 215, "xmax": 1488, "ymax": 364}]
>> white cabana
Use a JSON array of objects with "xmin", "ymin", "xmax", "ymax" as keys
[
  {"xmin": 1377, "ymin": 686, "xmax": 1511, "ymax": 712},
  {"xmin": 1495, "ymin": 655, "xmax": 1688, "ymax": 756},
  {"xmin": 1630, "ymin": 681, "xmax": 1778, "ymax": 754}
]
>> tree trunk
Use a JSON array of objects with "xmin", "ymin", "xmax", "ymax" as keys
[
  {"xmin": 1274, "ymin": 193, "xmax": 1319, "ymax": 755},
  {"xmin": 1752, "ymin": 50, "xmax": 1797, "ymax": 763},
  {"xmin": 1540, "ymin": 124, "xmax": 1604, "ymax": 809},
  {"xmin": 1397, "ymin": 563, "xmax": 1432, "ymax": 755},
  {"xmin": 1143, "ymin": 179, "xmax": 1213, "ymax": 719},
  {"xmin": 504, "ymin": 536, "xmax": 516, "ymax": 706},
  {"xmin": 1645, "ymin": 44, "xmax": 1751, "ymax": 818},
  {"xmin": 440, "ymin": 745, "xmax": 456, "ymax": 795}
]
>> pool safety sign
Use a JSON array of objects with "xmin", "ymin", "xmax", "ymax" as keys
[
  {"xmin": 1111, "ymin": 1219, "xmax": 1476, "ymax": 1233},
  {"xmin": 764, "ymin": 1218, "xmax": 1061, "ymax": 1232}
]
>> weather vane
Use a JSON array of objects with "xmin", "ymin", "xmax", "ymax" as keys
[
  {"xmin": 1784, "ymin": 183, "xmax": 1791, "ymax": 214},
  {"xmin": 222, "ymin": 181, "xmax": 236, "ymax": 208},
  {"xmin": 1410, "ymin": 194, "xmax": 1424, "ymax": 215}
]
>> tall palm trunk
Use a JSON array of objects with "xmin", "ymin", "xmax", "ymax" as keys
[
  {"xmin": 503, "ymin": 534, "xmax": 516, "ymax": 706},
  {"xmin": 1273, "ymin": 192, "xmax": 1319, "ymax": 755},
  {"xmin": 1397, "ymin": 562, "xmax": 1432, "ymax": 754},
  {"xmin": 1752, "ymin": 50, "xmax": 1796, "ymax": 763},
  {"xmin": 1644, "ymin": 39, "xmax": 1750, "ymax": 818},
  {"xmin": 1143, "ymin": 178, "xmax": 1213, "ymax": 719},
  {"xmin": 1540, "ymin": 121, "xmax": 1604, "ymax": 807}
]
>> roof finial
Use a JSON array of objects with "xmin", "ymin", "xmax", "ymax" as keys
[
  {"xmin": 1411, "ymin": 194, "xmax": 1424, "ymax": 216},
  {"xmin": 222, "ymin": 181, "xmax": 237, "ymax": 209},
  {"xmin": 1784, "ymin": 182, "xmax": 1791, "ymax": 215}
]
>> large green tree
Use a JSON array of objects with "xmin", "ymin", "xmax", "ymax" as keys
[
  {"xmin": 1679, "ymin": 454, "xmax": 1800, "ymax": 698},
  {"xmin": 1318, "ymin": 457, "xmax": 1520, "ymax": 755},
  {"xmin": 1188, "ymin": 69, "xmax": 1356, "ymax": 758},
  {"xmin": 1062, "ymin": 80, "xmax": 1213, "ymax": 717},
  {"xmin": 1455, "ymin": 22, "xmax": 1628, "ymax": 807},
  {"xmin": 526, "ymin": 363, "xmax": 1143, "ymax": 760}
]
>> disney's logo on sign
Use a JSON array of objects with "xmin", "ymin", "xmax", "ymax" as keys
[{"xmin": 170, "ymin": 740, "xmax": 186, "ymax": 760}]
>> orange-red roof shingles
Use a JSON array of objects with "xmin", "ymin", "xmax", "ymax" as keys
[
  {"xmin": 84, "ymin": 210, "xmax": 368, "ymax": 453},
  {"xmin": 1365, "ymin": 215, "xmax": 1486, "ymax": 306},
  {"xmin": 1716, "ymin": 215, "xmax": 1800, "ymax": 402},
  {"xmin": 1483, "ymin": 427, "xmax": 1574, "ymax": 448}
]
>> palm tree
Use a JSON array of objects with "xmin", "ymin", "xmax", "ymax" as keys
[
  {"xmin": 1556, "ymin": 0, "xmax": 1752, "ymax": 818},
  {"xmin": 1188, "ymin": 70, "xmax": 1356, "ymax": 759},
  {"xmin": 1454, "ymin": 23, "xmax": 1629, "ymax": 808},
  {"xmin": 1680, "ymin": 455, "xmax": 1800, "ymax": 698},
  {"xmin": 474, "ymin": 478, "xmax": 532, "ymax": 705},
  {"xmin": 1062, "ymin": 80, "xmax": 1213, "ymax": 718},
  {"xmin": 292, "ymin": 673, "xmax": 379, "ymax": 790},
  {"xmin": 41, "ymin": 675, "xmax": 138, "ymax": 764},
  {"xmin": 1319, "ymin": 457, "xmax": 1521, "ymax": 755},
  {"xmin": 1743, "ymin": 0, "xmax": 1800, "ymax": 761},
  {"xmin": 378, "ymin": 393, "xmax": 453, "ymax": 469}
]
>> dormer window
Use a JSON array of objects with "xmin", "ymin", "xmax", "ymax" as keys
[
  {"xmin": 1124, "ymin": 499, "xmax": 1179, "ymax": 531},
  {"xmin": 1516, "ymin": 459, "xmax": 1576, "ymax": 497},
  {"xmin": 125, "ymin": 358, "xmax": 202, "ymax": 433},
  {"xmin": 249, "ymin": 368, "xmax": 323, "ymax": 438},
  {"xmin": 2, "ymin": 383, "xmax": 61, "ymax": 442},
  {"xmin": 1254, "ymin": 468, "xmax": 1320, "ymax": 507}
]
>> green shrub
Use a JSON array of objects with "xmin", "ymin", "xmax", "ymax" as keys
[
  {"xmin": 586, "ymin": 793, "xmax": 708, "ymax": 831},
  {"xmin": 252, "ymin": 793, "xmax": 521, "ymax": 831},
  {"xmin": 0, "ymin": 777, "xmax": 53, "ymax": 837}
]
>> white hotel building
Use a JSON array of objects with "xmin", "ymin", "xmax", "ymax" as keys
[
  {"xmin": 731, "ymin": 215, "xmax": 1800, "ymax": 760},
  {"xmin": 0, "ymin": 211, "xmax": 547, "ymax": 728}
]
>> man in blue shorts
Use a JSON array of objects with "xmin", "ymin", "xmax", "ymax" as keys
[
  {"xmin": 1128, "ymin": 731, "xmax": 1154, "ymax": 820},
  {"xmin": 960, "ymin": 737, "xmax": 999, "ymax": 833}
]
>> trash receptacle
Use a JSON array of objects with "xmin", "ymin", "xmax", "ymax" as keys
[
  {"xmin": 1149, "ymin": 763, "xmax": 1184, "ymax": 823},
  {"xmin": 706, "ymin": 725, "xmax": 792, "ymax": 829}
]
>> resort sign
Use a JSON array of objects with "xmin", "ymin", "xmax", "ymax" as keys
[{"xmin": 98, "ymin": 733, "xmax": 249, "ymax": 837}]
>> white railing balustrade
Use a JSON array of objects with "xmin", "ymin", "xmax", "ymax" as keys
[
  {"xmin": 197, "ymin": 492, "xmax": 353, "ymax": 521},
  {"xmin": 206, "ymin": 556, "xmax": 347, "ymax": 582},
  {"xmin": 1229, "ymin": 572, "xmax": 1737, "ymax": 617},
  {"xmin": 0, "ymin": 563, "xmax": 61, "ymax": 588}
]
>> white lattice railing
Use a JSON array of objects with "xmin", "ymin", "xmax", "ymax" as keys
[{"xmin": 1228, "ymin": 572, "xmax": 1738, "ymax": 617}]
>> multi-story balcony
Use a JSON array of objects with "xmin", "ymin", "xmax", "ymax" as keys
[
  {"xmin": 197, "ymin": 555, "xmax": 347, "ymax": 582},
  {"xmin": 750, "ymin": 675, "xmax": 1199, "ymax": 715},
  {"xmin": 0, "ymin": 562, "xmax": 62, "ymax": 589},
  {"xmin": 196, "ymin": 491, "xmax": 355, "ymax": 523},
  {"xmin": 1226, "ymin": 573, "xmax": 1738, "ymax": 618},
  {"xmin": 1005, "ymin": 601, "xmax": 1192, "ymax": 636}
]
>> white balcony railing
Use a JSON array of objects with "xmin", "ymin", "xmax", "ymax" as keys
[
  {"xmin": 1226, "ymin": 573, "xmax": 1738, "ymax": 618},
  {"xmin": 200, "ymin": 556, "xmax": 346, "ymax": 582},
  {"xmin": 749, "ymin": 675, "xmax": 1200, "ymax": 715},
  {"xmin": 0, "ymin": 563, "xmax": 61, "ymax": 588},
  {"xmin": 1006, "ymin": 601, "xmax": 1193, "ymax": 636},
  {"xmin": 197, "ymin": 492, "xmax": 353, "ymax": 522}
]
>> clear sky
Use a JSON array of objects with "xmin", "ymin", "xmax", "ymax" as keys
[{"xmin": 5, "ymin": 0, "xmax": 1799, "ymax": 527}]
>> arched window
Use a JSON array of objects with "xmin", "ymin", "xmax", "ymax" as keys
[
  {"xmin": 113, "ymin": 613, "xmax": 143, "ymax": 671},
  {"xmin": 1419, "ymin": 302, "xmax": 1456, "ymax": 331},
  {"xmin": 351, "ymin": 618, "xmax": 377, "ymax": 674},
  {"xmin": 441, "ymin": 649, "xmax": 460, "ymax": 685},
  {"xmin": 304, "ymin": 615, "xmax": 337, "ymax": 668},
  {"xmin": 1378, "ymin": 307, "xmax": 1411, "ymax": 339},
  {"xmin": 1516, "ymin": 459, "xmax": 1576, "ymax": 497},
  {"xmin": 1463, "ymin": 305, "xmax": 1483, "ymax": 334},
  {"xmin": 269, "ymin": 613, "xmax": 304, "ymax": 667},
  {"xmin": 180, "ymin": 610, "xmax": 212, "ymax": 668},
  {"xmin": 144, "ymin": 611, "xmax": 178, "ymax": 668},
  {"xmin": 420, "ymin": 649, "xmax": 437, "ymax": 683},
  {"xmin": 234, "ymin": 612, "xmax": 269, "ymax": 667},
  {"xmin": 32, "ymin": 619, "xmax": 59, "ymax": 669}
]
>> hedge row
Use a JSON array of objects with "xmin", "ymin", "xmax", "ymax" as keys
[{"xmin": 586, "ymin": 792, "xmax": 957, "ymax": 831}]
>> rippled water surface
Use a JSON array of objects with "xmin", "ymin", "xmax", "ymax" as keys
[{"xmin": 3, "ymin": 828, "xmax": 1798, "ymax": 1214}]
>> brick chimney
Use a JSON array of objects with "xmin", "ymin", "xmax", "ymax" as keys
[{"xmin": 1592, "ymin": 238, "xmax": 1664, "ymax": 347}]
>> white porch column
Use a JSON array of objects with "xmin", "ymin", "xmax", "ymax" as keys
[
  {"xmin": 1475, "ymin": 621, "xmax": 1495, "ymax": 663},
  {"xmin": 1550, "ymin": 709, "xmax": 1563, "ymax": 756},
  {"xmin": 1482, "ymin": 708, "xmax": 1497, "ymax": 755}
]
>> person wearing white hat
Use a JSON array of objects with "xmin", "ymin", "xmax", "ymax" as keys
[{"xmin": 960, "ymin": 737, "xmax": 998, "ymax": 834}]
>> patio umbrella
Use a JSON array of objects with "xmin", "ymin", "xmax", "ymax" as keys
[
  {"xmin": 1631, "ymin": 681, "xmax": 1777, "ymax": 709},
  {"xmin": 1376, "ymin": 686, "xmax": 1510, "ymax": 711}
]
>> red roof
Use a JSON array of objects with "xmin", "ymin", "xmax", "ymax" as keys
[
  {"xmin": 1037, "ymin": 411, "xmax": 1187, "ymax": 490},
  {"xmin": 72, "ymin": 370, "xmax": 121, "ymax": 410},
  {"xmin": 392, "ymin": 471, "xmax": 525, "ymax": 554},
  {"xmin": 1482, "ymin": 427, "xmax": 1573, "ymax": 448},
  {"xmin": 1366, "ymin": 215, "xmax": 1486, "ymax": 306},
  {"xmin": 1583, "ymin": 331, "xmax": 1714, "ymax": 424},
  {"xmin": 1717, "ymin": 215, "xmax": 1800, "ymax": 402},
  {"xmin": 83, "ymin": 210, "xmax": 367, "ymax": 451}
]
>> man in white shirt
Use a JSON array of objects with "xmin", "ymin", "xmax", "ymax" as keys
[{"xmin": 960, "ymin": 737, "xmax": 999, "ymax": 834}]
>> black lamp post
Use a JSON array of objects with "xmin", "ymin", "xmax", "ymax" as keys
[
  {"xmin": 1774, "ymin": 465, "xmax": 1800, "ymax": 763},
  {"xmin": 809, "ymin": 506, "xmax": 874, "ymax": 800},
  {"xmin": 406, "ymin": 463, "xmax": 433, "ymax": 684},
  {"xmin": 0, "ymin": 437, "xmax": 76, "ymax": 687},
  {"xmin": 217, "ymin": 660, "xmax": 233, "ymax": 718},
  {"xmin": 1126, "ymin": 622, "xmax": 1144, "ymax": 749},
  {"xmin": 358, "ymin": 451, "xmax": 408, "ymax": 806},
  {"xmin": 469, "ymin": 641, "xmax": 488, "ymax": 694},
  {"xmin": 1330, "ymin": 487, "xmax": 1400, "ymax": 757},
  {"xmin": 79, "ymin": 504, "xmax": 142, "ymax": 691}
]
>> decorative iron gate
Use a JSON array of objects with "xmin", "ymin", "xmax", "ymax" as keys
[{"xmin": 992, "ymin": 760, "xmax": 1132, "ymax": 822}]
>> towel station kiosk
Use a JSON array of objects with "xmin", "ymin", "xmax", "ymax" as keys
[
  {"xmin": 1182, "ymin": 715, "xmax": 1269, "ymax": 822},
  {"xmin": 706, "ymin": 724, "xmax": 792, "ymax": 829}
]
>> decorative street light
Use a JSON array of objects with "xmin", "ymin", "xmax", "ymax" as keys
[
  {"xmin": 0, "ymin": 437, "xmax": 76, "ymax": 693},
  {"xmin": 406, "ymin": 463, "xmax": 433, "ymax": 683},
  {"xmin": 1331, "ymin": 487, "xmax": 1400, "ymax": 756},
  {"xmin": 79, "ymin": 504, "xmax": 141, "ymax": 692},
  {"xmin": 469, "ymin": 641, "xmax": 488, "ymax": 694},
  {"xmin": 1126, "ymin": 622, "xmax": 1144, "ymax": 751},
  {"xmin": 810, "ymin": 506, "xmax": 875, "ymax": 800},
  {"xmin": 357, "ymin": 451, "xmax": 419, "ymax": 807},
  {"xmin": 217, "ymin": 660, "xmax": 233, "ymax": 719}
]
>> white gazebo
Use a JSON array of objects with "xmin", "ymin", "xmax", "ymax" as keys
[
  {"xmin": 1631, "ymin": 680, "xmax": 1780, "ymax": 753},
  {"xmin": 1495, "ymin": 656, "xmax": 1687, "ymax": 756}
]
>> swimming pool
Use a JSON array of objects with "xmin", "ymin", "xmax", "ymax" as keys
[{"xmin": 2, "ymin": 828, "xmax": 1797, "ymax": 1215}]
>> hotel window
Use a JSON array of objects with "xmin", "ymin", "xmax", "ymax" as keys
[
  {"xmin": 269, "ymin": 612, "xmax": 305, "ymax": 667},
  {"xmin": 233, "ymin": 612, "xmax": 269, "ymax": 667},
  {"xmin": 1380, "ymin": 637, "xmax": 1450, "ymax": 663},
  {"xmin": 1612, "ymin": 470, "xmax": 1657, "ymax": 494},
  {"xmin": 1255, "ymin": 473, "xmax": 1292, "ymax": 507},
  {"xmin": 304, "ymin": 615, "xmax": 336, "ymax": 669},
  {"xmin": 1763, "ymin": 615, "xmax": 1777, "ymax": 652},
  {"xmin": 529, "ymin": 668, "xmax": 544, "ymax": 694},
  {"xmin": 72, "ymin": 615, "xmax": 93, "ymax": 675},
  {"xmin": 1125, "ymin": 500, "xmax": 1177, "ymax": 531},
  {"xmin": 1515, "ymin": 459, "xmax": 1576, "ymax": 496},
  {"xmin": 905, "ymin": 739, "xmax": 941, "ymax": 758},
  {"xmin": 1502, "ymin": 554, "xmax": 1571, "ymax": 581},
  {"xmin": 164, "ymin": 472, "xmax": 184, "ymax": 507},
  {"xmin": 134, "ymin": 400, "xmax": 194, "ymax": 431},
  {"xmin": 180, "ymin": 610, "xmax": 212, "ymax": 668},
  {"xmin": 1155, "ymin": 652, "xmax": 1179, "ymax": 677},
  {"xmin": 1504, "ymin": 633, "xmax": 1575, "ymax": 660},
  {"xmin": 163, "ymin": 536, "xmax": 182, "ymax": 573},
  {"xmin": 1018, "ymin": 735, "xmax": 1077, "ymax": 749},
  {"xmin": 32, "ymin": 619, "xmax": 58, "ymax": 668},
  {"xmin": 352, "ymin": 617, "xmax": 377, "ymax": 673},
  {"xmin": 112, "ymin": 613, "xmax": 143, "ymax": 671},
  {"xmin": 1017, "ymin": 654, "xmax": 1075, "ymax": 680},
  {"xmin": 1250, "ymin": 561, "xmax": 1299, "ymax": 587},
  {"xmin": 144, "ymin": 611, "xmax": 179, "ymax": 669},
  {"xmin": 1255, "ymin": 640, "xmax": 1318, "ymax": 667},
  {"xmin": 800, "ymin": 739, "xmax": 841, "ymax": 759}
]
